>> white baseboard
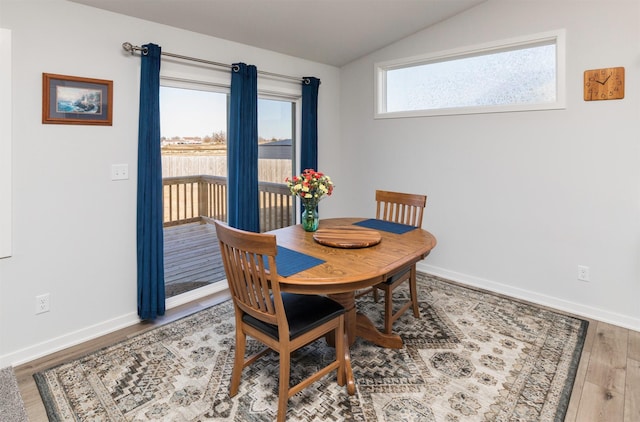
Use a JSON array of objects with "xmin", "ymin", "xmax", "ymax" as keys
[
  {"xmin": 2, "ymin": 281, "xmax": 231, "ymax": 368},
  {"xmin": 418, "ymin": 262, "xmax": 640, "ymax": 332},
  {"xmin": 2, "ymin": 311, "xmax": 140, "ymax": 367}
]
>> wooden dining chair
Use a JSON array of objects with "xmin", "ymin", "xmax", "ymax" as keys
[
  {"xmin": 370, "ymin": 190, "xmax": 427, "ymax": 334},
  {"xmin": 214, "ymin": 221, "xmax": 348, "ymax": 422}
]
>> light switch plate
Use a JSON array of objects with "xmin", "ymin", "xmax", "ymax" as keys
[{"xmin": 111, "ymin": 164, "xmax": 129, "ymax": 181}]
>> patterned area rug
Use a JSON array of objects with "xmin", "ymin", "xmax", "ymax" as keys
[{"xmin": 34, "ymin": 273, "xmax": 588, "ymax": 421}]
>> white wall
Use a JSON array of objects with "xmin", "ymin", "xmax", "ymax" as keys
[
  {"xmin": 0, "ymin": 0, "xmax": 342, "ymax": 366},
  {"xmin": 340, "ymin": 0, "xmax": 640, "ymax": 329},
  {"xmin": 0, "ymin": 28, "xmax": 12, "ymax": 260}
]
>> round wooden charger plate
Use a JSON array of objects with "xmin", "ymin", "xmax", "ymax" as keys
[{"xmin": 313, "ymin": 226, "xmax": 382, "ymax": 248}]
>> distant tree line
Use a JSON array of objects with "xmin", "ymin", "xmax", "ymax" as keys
[{"xmin": 161, "ymin": 130, "xmax": 283, "ymax": 146}]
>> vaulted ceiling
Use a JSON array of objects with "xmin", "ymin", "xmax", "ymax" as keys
[{"xmin": 69, "ymin": 0, "xmax": 486, "ymax": 67}]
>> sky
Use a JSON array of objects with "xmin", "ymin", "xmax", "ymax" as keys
[{"xmin": 159, "ymin": 86, "xmax": 292, "ymax": 140}]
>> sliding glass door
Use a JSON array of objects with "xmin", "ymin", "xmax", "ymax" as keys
[{"xmin": 159, "ymin": 84, "xmax": 296, "ymax": 298}]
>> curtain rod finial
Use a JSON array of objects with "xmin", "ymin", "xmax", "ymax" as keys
[{"xmin": 122, "ymin": 42, "xmax": 134, "ymax": 55}]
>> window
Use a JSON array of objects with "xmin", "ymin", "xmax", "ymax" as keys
[
  {"xmin": 258, "ymin": 97, "xmax": 296, "ymax": 233},
  {"xmin": 375, "ymin": 30, "xmax": 565, "ymax": 118},
  {"xmin": 258, "ymin": 97, "xmax": 295, "ymax": 186},
  {"xmin": 159, "ymin": 85, "xmax": 295, "ymax": 186},
  {"xmin": 160, "ymin": 85, "xmax": 228, "ymax": 178}
]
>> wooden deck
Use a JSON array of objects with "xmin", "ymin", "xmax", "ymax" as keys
[{"xmin": 163, "ymin": 222, "xmax": 226, "ymax": 297}]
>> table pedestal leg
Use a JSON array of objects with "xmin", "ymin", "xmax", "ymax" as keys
[
  {"xmin": 343, "ymin": 333, "xmax": 355, "ymax": 395},
  {"xmin": 327, "ymin": 292, "xmax": 403, "ymax": 349},
  {"xmin": 326, "ymin": 292, "xmax": 357, "ymax": 345},
  {"xmin": 355, "ymin": 312, "xmax": 403, "ymax": 349}
]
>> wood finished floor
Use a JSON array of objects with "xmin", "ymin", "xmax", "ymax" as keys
[{"xmin": 13, "ymin": 290, "xmax": 640, "ymax": 421}]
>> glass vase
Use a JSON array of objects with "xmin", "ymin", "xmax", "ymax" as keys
[{"xmin": 301, "ymin": 206, "xmax": 319, "ymax": 232}]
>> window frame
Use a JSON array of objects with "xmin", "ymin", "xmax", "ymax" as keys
[{"xmin": 374, "ymin": 29, "xmax": 566, "ymax": 119}]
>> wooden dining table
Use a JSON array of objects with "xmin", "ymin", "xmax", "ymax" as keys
[{"xmin": 270, "ymin": 217, "xmax": 437, "ymax": 350}]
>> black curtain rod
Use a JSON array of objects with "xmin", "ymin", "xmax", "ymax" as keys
[{"xmin": 122, "ymin": 42, "xmax": 311, "ymax": 84}]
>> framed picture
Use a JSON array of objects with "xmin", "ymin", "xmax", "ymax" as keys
[{"xmin": 42, "ymin": 73, "xmax": 113, "ymax": 125}]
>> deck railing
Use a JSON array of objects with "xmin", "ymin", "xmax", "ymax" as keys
[{"xmin": 162, "ymin": 175, "xmax": 294, "ymax": 232}]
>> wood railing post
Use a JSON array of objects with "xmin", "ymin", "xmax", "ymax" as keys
[{"xmin": 198, "ymin": 176, "xmax": 209, "ymax": 220}]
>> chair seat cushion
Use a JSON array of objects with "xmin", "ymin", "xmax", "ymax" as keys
[
  {"xmin": 380, "ymin": 266, "xmax": 411, "ymax": 286},
  {"xmin": 242, "ymin": 293, "xmax": 345, "ymax": 341}
]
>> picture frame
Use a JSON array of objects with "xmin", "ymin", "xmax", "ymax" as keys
[{"xmin": 42, "ymin": 73, "xmax": 113, "ymax": 125}]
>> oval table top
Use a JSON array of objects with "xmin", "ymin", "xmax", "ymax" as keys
[{"xmin": 269, "ymin": 217, "xmax": 437, "ymax": 294}]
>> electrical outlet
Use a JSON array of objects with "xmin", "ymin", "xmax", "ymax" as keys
[
  {"xmin": 577, "ymin": 265, "xmax": 590, "ymax": 282},
  {"xmin": 36, "ymin": 293, "xmax": 50, "ymax": 314}
]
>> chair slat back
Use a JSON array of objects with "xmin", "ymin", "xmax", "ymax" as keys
[
  {"xmin": 375, "ymin": 190, "xmax": 427, "ymax": 228},
  {"xmin": 215, "ymin": 221, "xmax": 283, "ymax": 327}
]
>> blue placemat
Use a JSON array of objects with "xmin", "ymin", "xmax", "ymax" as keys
[
  {"xmin": 353, "ymin": 218, "xmax": 417, "ymax": 234},
  {"xmin": 264, "ymin": 246, "xmax": 325, "ymax": 277}
]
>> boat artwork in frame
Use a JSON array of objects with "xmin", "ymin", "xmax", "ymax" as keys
[{"xmin": 42, "ymin": 73, "xmax": 113, "ymax": 125}]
